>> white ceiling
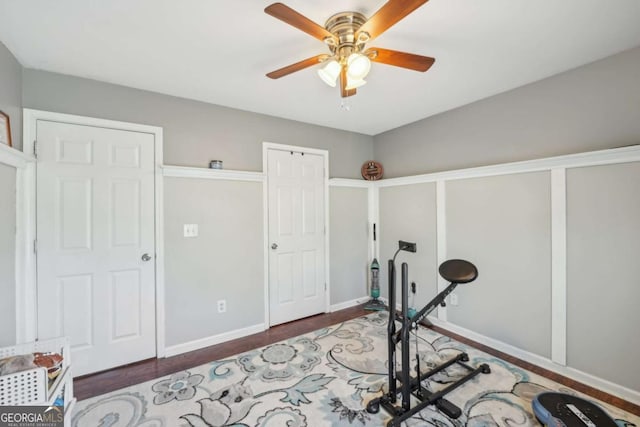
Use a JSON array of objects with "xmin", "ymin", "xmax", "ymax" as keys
[{"xmin": 1, "ymin": 1, "xmax": 639, "ymax": 135}]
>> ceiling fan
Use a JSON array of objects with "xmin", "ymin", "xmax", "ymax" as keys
[{"xmin": 264, "ymin": 0, "xmax": 435, "ymax": 98}]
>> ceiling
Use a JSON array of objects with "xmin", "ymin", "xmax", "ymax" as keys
[{"xmin": 1, "ymin": 1, "xmax": 639, "ymax": 136}]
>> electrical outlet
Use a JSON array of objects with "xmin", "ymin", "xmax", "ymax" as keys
[
  {"xmin": 217, "ymin": 299, "xmax": 226, "ymax": 313},
  {"xmin": 450, "ymin": 293, "xmax": 459, "ymax": 306},
  {"xmin": 184, "ymin": 224, "xmax": 199, "ymax": 237}
]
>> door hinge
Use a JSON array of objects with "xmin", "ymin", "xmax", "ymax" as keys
[
  {"xmin": 33, "ymin": 141, "xmax": 37, "ymax": 158},
  {"xmin": 33, "ymin": 240, "xmax": 37, "ymax": 254},
  {"xmin": 324, "ymin": 283, "xmax": 327, "ymax": 291}
]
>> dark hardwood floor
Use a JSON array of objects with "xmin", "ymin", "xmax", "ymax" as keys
[
  {"xmin": 73, "ymin": 305, "xmax": 369, "ymax": 401},
  {"xmin": 75, "ymin": 304, "xmax": 640, "ymax": 417}
]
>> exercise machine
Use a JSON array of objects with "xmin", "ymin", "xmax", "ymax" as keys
[{"xmin": 366, "ymin": 241, "xmax": 490, "ymax": 427}]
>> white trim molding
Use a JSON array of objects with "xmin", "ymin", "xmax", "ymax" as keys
[
  {"xmin": 0, "ymin": 143, "xmax": 34, "ymax": 168},
  {"xmin": 376, "ymin": 145, "xmax": 640, "ymax": 188},
  {"xmin": 550, "ymin": 168, "xmax": 567, "ymax": 366},
  {"xmin": 369, "ymin": 184, "xmax": 379, "ymax": 262},
  {"xmin": 21, "ymin": 109, "xmax": 166, "ymax": 359},
  {"xmin": 19, "ymin": 162, "xmax": 36, "ymax": 343},
  {"xmin": 262, "ymin": 150, "xmax": 270, "ymax": 328},
  {"xmin": 330, "ymin": 296, "xmax": 370, "ymax": 312},
  {"xmin": 153, "ymin": 129, "xmax": 166, "ymax": 357},
  {"xmin": 262, "ymin": 142, "xmax": 329, "ymax": 157},
  {"xmin": 329, "ymin": 178, "xmax": 373, "ymax": 188},
  {"xmin": 164, "ymin": 323, "xmax": 266, "ymax": 358},
  {"xmin": 0, "ymin": 141, "xmax": 35, "ymax": 344},
  {"xmin": 435, "ymin": 180, "xmax": 448, "ymax": 322},
  {"xmin": 323, "ymin": 153, "xmax": 331, "ymax": 315},
  {"xmin": 163, "ymin": 165, "xmax": 265, "ymax": 182}
]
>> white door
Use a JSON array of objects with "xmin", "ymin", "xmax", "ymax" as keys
[
  {"xmin": 267, "ymin": 148, "xmax": 326, "ymax": 326},
  {"xmin": 36, "ymin": 120, "xmax": 156, "ymax": 376}
]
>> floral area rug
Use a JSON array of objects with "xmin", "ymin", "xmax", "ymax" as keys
[{"xmin": 71, "ymin": 312, "xmax": 639, "ymax": 426}]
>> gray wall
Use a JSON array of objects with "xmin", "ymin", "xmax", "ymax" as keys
[
  {"xmin": 379, "ymin": 184, "xmax": 438, "ymax": 310},
  {"xmin": 446, "ymin": 172, "xmax": 552, "ymax": 358},
  {"xmin": 0, "ymin": 163, "xmax": 16, "ymax": 346},
  {"xmin": 164, "ymin": 178, "xmax": 264, "ymax": 347},
  {"xmin": 329, "ymin": 187, "xmax": 369, "ymax": 305},
  {"xmin": 22, "ymin": 70, "xmax": 372, "ymax": 178},
  {"xmin": 20, "ymin": 68, "xmax": 374, "ymax": 348},
  {"xmin": 566, "ymin": 162, "xmax": 640, "ymax": 392},
  {"xmin": 0, "ymin": 42, "xmax": 22, "ymax": 150},
  {"xmin": 374, "ymin": 47, "xmax": 640, "ymax": 177},
  {"xmin": 372, "ymin": 44, "xmax": 640, "ymax": 392},
  {"xmin": 0, "ymin": 41, "xmax": 20, "ymax": 346}
]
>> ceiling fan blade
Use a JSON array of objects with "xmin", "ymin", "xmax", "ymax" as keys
[
  {"xmin": 340, "ymin": 66, "xmax": 356, "ymax": 98},
  {"xmin": 356, "ymin": 0, "xmax": 429, "ymax": 41},
  {"xmin": 266, "ymin": 54, "xmax": 329, "ymax": 79},
  {"xmin": 366, "ymin": 47, "xmax": 435, "ymax": 72},
  {"xmin": 265, "ymin": 3, "xmax": 337, "ymax": 43}
]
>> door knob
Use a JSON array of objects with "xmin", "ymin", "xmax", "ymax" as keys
[
  {"xmin": 271, "ymin": 243, "xmax": 278, "ymax": 250},
  {"xmin": 141, "ymin": 253, "xmax": 152, "ymax": 262}
]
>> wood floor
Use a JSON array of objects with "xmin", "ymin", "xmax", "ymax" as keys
[
  {"xmin": 73, "ymin": 305, "xmax": 369, "ymax": 401},
  {"xmin": 74, "ymin": 304, "xmax": 640, "ymax": 417}
]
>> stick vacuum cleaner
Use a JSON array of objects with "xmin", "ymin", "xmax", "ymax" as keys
[{"xmin": 365, "ymin": 258, "xmax": 386, "ymax": 311}]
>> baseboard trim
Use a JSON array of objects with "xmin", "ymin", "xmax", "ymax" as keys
[
  {"xmin": 426, "ymin": 316, "xmax": 640, "ymax": 406},
  {"xmin": 330, "ymin": 296, "xmax": 370, "ymax": 312},
  {"xmin": 164, "ymin": 323, "xmax": 266, "ymax": 358},
  {"xmin": 163, "ymin": 165, "xmax": 265, "ymax": 182}
]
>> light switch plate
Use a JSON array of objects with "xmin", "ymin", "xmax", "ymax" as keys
[{"xmin": 184, "ymin": 224, "xmax": 198, "ymax": 237}]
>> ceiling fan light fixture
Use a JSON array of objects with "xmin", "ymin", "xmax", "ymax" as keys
[
  {"xmin": 345, "ymin": 76, "xmax": 367, "ymax": 90},
  {"xmin": 317, "ymin": 59, "xmax": 341, "ymax": 87},
  {"xmin": 264, "ymin": 2, "xmax": 435, "ymax": 98},
  {"xmin": 346, "ymin": 53, "xmax": 371, "ymax": 80}
]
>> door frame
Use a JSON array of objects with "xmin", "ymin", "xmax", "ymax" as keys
[
  {"xmin": 21, "ymin": 109, "xmax": 166, "ymax": 357},
  {"xmin": 262, "ymin": 142, "xmax": 330, "ymax": 327}
]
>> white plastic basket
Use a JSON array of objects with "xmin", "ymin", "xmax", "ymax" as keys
[
  {"xmin": 0, "ymin": 337, "xmax": 71, "ymax": 362},
  {"xmin": 0, "ymin": 367, "xmax": 47, "ymax": 405},
  {"xmin": 0, "ymin": 337, "xmax": 71, "ymax": 406}
]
